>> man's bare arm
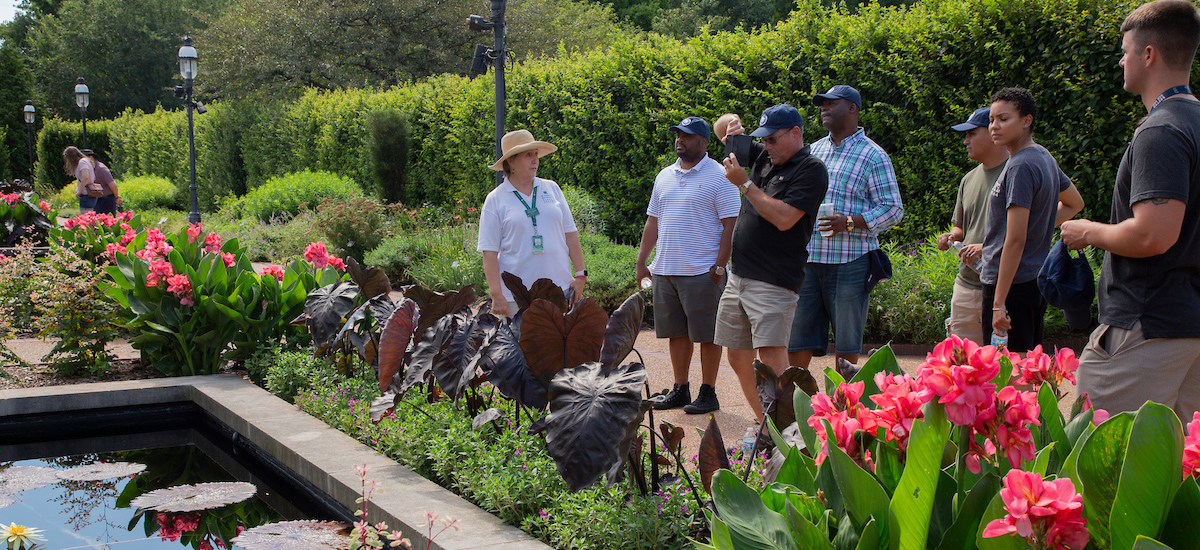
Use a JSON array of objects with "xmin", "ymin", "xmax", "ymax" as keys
[{"xmin": 1060, "ymin": 198, "xmax": 1185, "ymax": 257}]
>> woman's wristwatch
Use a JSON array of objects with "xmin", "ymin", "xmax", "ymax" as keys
[{"xmin": 574, "ymin": 269, "xmax": 587, "ymax": 279}]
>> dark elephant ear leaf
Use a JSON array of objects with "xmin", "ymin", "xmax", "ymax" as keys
[
  {"xmin": 471, "ymin": 407, "xmax": 506, "ymax": 430},
  {"xmin": 754, "ymin": 359, "xmax": 781, "ymax": 417},
  {"xmin": 698, "ymin": 414, "xmax": 731, "ymax": 493},
  {"xmin": 400, "ymin": 316, "xmax": 456, "ymax": 398},
  {"xmin": 377, "ymin": 299, "xmax": 419, "ymax": 394},
  {"xmin": 303, "ymin": 281, "xmax": 360, "ymax": 351},
  {"xmin": 599, "ymin": 292, "xmax": 644, "ymax": 374},
  {"xmin": 475, "ymin": 314, "xmax": 548, "ymax": 409},
  {"xmin": 432, "ymin": 308, "xmax": 492, "ymax": 401},
  {"xmin": 771, "ymin": 366, "xmax": 814, "ymax": 430},
  {"xmin": 413, "ymin": 285, "xmax": 477, "ymax": 338},
  {"xmin": 528, "ymin": 278, "xmax": 568, "ymax": 311},
  {"xmin": 370, "ymin": 393, "xmax": 399, "ymax": 422},
  {"xmin": 607, "ymin": 394, "xmax": 653, "ymax": 489},
  {"xmin": 347, "ymin": 257, "xmax": 392, "ymax": 301},
  {"xmin": 545, "ymin": 361, "xmax": 647, "ymax": 491},
  {"xmin": 367, "ymin": 294, "xmax": 395, "ymax": 325},
  {"xmin": 660, "ymin": 421, "xmax": 685, "ymax": 454},
  {"xmin": 401, "ymin": 284, "xmax": 441, "ymax": 309},
  {"xmin": 521, "ymin": 298, "xmax": 608, "ymax": 388},
  {"xmin": 502, "ymin": 272, "xmax": 533, "ymax": 310}
]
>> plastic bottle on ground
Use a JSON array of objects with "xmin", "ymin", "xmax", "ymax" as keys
[{"xmin": 742, "ymin": 427, "xmax": 757, "ymax": 458}]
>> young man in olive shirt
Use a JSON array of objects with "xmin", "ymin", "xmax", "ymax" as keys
[
  {"xmin": 714, "ymin": 104, "xmax": 828, "ymax": 420},
  {"xmin": 1061, "ymin": 0, "xmax": 1200, "ymax": 420}
]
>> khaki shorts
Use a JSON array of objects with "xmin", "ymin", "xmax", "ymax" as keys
[
  {"xmin": 946, "ymin": 281, "xmax": 985, "ymax": 345},
  {"xmin": 714, "ymin": 273, "xmax": 798, "ymax": 350},
  {"xmin": 1076, "ymin": 320, "xmax": 1200, "ymax": 421}
]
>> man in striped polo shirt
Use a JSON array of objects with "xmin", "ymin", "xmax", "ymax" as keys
[
  {"xmin": 790, "ymin": 85, "xmax": 904, "ymax": 372},
  {"xmin": 637, "ymin": 116, "xmax": 741, "ymax": 414}
]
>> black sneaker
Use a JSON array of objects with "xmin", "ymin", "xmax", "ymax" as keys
[
  {"xmin": 683, "ymin": 384, "xmax": 720, "ymax": 414},
  {"xmin": 652, "ymin": 383, "xmax": 691, "ymax": 410}
]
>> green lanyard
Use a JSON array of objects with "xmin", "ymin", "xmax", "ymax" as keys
[{"xmin": 512, "ymin": 186, "xmax": 540, "ymax": 234}]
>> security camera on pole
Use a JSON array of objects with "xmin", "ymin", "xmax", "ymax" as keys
[{"xmin": 466, "ymin": 0, "xmax": 508, "ymax": 186}]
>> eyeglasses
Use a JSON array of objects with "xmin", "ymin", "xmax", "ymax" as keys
[{"xmin": 759, "ymin": 128, "xmax": 789, "ymax": 146}]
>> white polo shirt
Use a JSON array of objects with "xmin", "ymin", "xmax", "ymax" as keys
[
  {"xmin": 477, "ymin": 177, "xmax": 578, "ymax": 302},
  {"xmin": 647, "ymin": 156, "xmax": 741, "ymax": 277}
]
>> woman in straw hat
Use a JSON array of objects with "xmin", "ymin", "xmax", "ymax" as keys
[{"xmin": 477, "ymin": 129, "xmax": 586, "ymax": 317}]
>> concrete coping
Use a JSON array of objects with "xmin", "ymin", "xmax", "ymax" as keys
[{"xmin": 0, "ymin": 375, "xmax": 552, "ymax": 550}]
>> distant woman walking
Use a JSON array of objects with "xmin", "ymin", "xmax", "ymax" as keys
[
  {"xmin": 63, "ymin": 146, "xmax": 118, "ymax": 214},
  {"xmin": 477, "ymin": 130, "xmax": 587, "ymax": 317}
]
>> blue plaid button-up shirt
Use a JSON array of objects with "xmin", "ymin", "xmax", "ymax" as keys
[{"xmin": 807, "ymin": 127, "xmax": 903, "ymax": 264}]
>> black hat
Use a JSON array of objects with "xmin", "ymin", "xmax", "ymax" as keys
[{"xmin": 1037, "ymin": 240, "xmax": 1095, "ymax": 330}]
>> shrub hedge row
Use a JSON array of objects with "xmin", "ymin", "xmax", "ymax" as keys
[{"xmin": 35, "ymin": 0, "xmax": 1198, "ymax": 242}]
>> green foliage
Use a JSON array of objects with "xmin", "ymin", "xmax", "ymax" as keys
[
  {"xmin": 207, "ymin": 211, "xmax": 326, "ymax": 263},
  {"xmin": 366, "ymin": 110, "xmax": 410, "ymax": 204},
  {"xmin": 259, "ymin": 348, "xmax": 370, "ymax": 403},
  {"xmin": 562, "ymin": 184, "xmax": 607, "ymax": 235},
  {"xmin": 0, "ymin": 244, "xmax": 43, "ymax": 335},
  {"xmin": 313, "ymin": 196, "xmax": 400, "ymax": 263},
  {"xmin": 117, "ymin": 175, "xmax": 181, "ymax": 211},
  {"xmin": 865, "ymin": 239, "xmax": 957, "ymax": 345},
  {"xmin": 0, "ymin": 43, "xmax": 35, "ymax": 182},
  {"xmin": 228, "ymin": 170, "xmax": 364, "ymax": 222},
  {"xmin": 296, "ymin": 375, "xmax": 699, "ymax": 549},
  {"xmin": 578, "ymin": 231, "xmax": 639, "ymax": 313},
  {"xmin": 29, "ymin": 244, "xmax": 120, "ymax": 376}
]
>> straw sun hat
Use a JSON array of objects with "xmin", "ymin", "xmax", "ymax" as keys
[{"xmin": 487, "ymin": 129, "xmax": 558, "ymax": 171}]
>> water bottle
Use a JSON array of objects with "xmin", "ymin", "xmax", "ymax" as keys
[
  {"xmin": 742, "ymin": 427, "xmax": 757, "ymax": 458},
  {"xmin": 817, "ymin": 203, "xmax": 835, "ymax": 237},
  {"xmin": 950, "ymin": 241, "xmax": 981, "ymax": 272},
  {"xmin": 991, "ymin": 330, "xmax": 1009, "ymax": 349}
]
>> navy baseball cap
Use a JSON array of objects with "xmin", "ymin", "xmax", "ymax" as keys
[
  {"xmin": 669, "ymin": 116, "xmax": 711, "ymax": 138},
  {"xmin": 813, "ymin": 85, "xmax": 863, "ymax": 110},
  {"xmin": 749, "ymin": 104, "xmax": 804, "ymax": 137},
  {"xmin": 951, "ymin": 107, "xmax": 992, "ymax": 132}
]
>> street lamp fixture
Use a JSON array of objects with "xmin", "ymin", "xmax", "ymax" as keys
[
  {"xmin": 467, "ymin": 0, "xmax": 508, "ymax": 186},
  {"xmin": 23, "ymin": 101, "xmax": 35, "ymax": 181},
  {"xmin": 74, "ymin": 77, "xmax": 90, "ymax": 149},
  {"xmin": 178, "ymin": 35, "xmax": 201, "ymax": 224}
]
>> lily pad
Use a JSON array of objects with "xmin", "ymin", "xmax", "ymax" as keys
[
  {"xmin": 0, "ymin": 494, "xmax": 14, "ymax": 509},
  {"xmin": 131, "ymin": 481, "xmax": 257, "ymax": 512},
  {"xmin": 57, "ymin": 461, "xmax": 147, "ymax": 482},
  {"xmin": 0, "ymin": 465, "xmax": 59, "ymax": 494},
  {"xmin": 232, "ymin": 520, "xmax": 353, "ymax": 550}
]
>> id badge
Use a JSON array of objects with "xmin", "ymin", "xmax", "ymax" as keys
[{"xmin": 531, "ymin": 234, "xmax": 544, "ymax": 255}]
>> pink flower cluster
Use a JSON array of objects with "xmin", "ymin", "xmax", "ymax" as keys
[
  {"xmin": 1183, "ymin": 412, "xmax": 1200, "ymax": 479},
  {"xmin": 1013, "ymin": 345, "xmax": 1079, "ymax": 390},
  {"xmin": 2, "ymin": 193, "xmax": 19, "ymax": 205},
  {"xmin": 64, "ymin": 211, "xmax": 121, "ymax": 229},
  {"xmin": 809, "ymin": 381, "xmax": 877, "ymax": 466},
  {"xmin": 38, "ymin": 200, "xmax": 51, "ymax": 212},
  {"xmin": 260, "ymin": 265, "xmax": 285, "ymax": 280},
  {"xmin": 156, "ymin": 512, "xmax": 201, "ymax": 542},
  {"xmin": 982, "ymin": 470, "xmax": 1088, "ymax": 550},
  {"xmin": 304, "ymin": 241, "xmax": 344, "ymax": 270},
  {"xmin": 136, "ymin": 228, "xmax": 174, "ymax": 261},
  {"xmin": 142, "ymin": 259, "xmax": 193, "ymax": 305},
  {"xmin": 870, "ymin": 372, "xmax": 929, "ymax": 451}
]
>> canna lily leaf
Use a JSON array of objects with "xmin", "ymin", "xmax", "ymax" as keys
[
  {"xmin": 475, "ymin": 314, "xmax": 548, "ymax": 409},
  {"xmin": 1159, "ymin": 476, "xmax": 1200, "ymax": 550},
  {"xmin": 1131, "ymin": 536, "xmax": 1174, "ymax": 550},
  {"xmin": 889, "ymin": 400, "xmax": 950, "ymax": 550},
  {"xmin": 544, "ymin": 361, "xmax": 646, "ymax": 491},
  {"xmin": 377, "ymin": 299, "xmax": 418, "ymax": 394},
  {"xmin": 1077, "ymin": 411, "xmax": 1135, "ymax": 548},
  {"xmin": 520, "ymin": 297, "xmax": 607, "ymax": 388},
  {"xmin": 345, "ymin": 256, "xmax": 391, "ymax": 301},
  {"xmin": 755, "ymin": 361, "xmax": 816, "ymax": 432},
  {"xmin": 698, "ymin": 414, "xmax": 732, "ymax": 494},
  {"xmin": 933, "ymin": 472, "xmax": 999, "ymax": 550},
  {"xmin": 598, "ymin": 291, "xmax": 644, "ymax": 375},
  {"xmin": 710, "ymin": 469, "xmax": 799, "ymax": 550},
  {"xmin": 849, "ymin": 345, "xmax": 902, "ymax": 405},
  {"xmin": 786, "ymin": 498, "xmax": 834, "ymax": 550},
  {"xmin": 302, "ymin": 281, "xmax": 359, "ymax": 352},
  {"xmin": 1109, "ymin": 402, "xmax": 1184, "ymax": 550}
]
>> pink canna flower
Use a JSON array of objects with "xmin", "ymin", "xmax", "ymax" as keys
[
  {"xmin": 304, "ymin": 241, "xmax": 330, "ymax": 268},
  {"xmin": 167, "ymin": 274, "xmax": 193, "ymax": 306},
  {"xmin": 186, "ymin": 222, "xmax": 203, "ymax": 243},
  {"xmin": 328, "ymin": 256, "xmax": 345, "ymax": 270},
  {"xmin": 118, "ymin": 210, "xmax": 133, "ymax": 222},
  {"xmin": 1183, "ymin": 412, "xmax": 1200, "ymax": 479},
  {"xmin": 870, "ymin": 373, "xmax": 931, "ymax": 451},
  {"xmin": 809, "ymin": 382, "xmax": 873, "ymax": 467},
  {"xmin": 204, "ymin": 232, "xmax": 222, "ymax": 254},
  {"xmin": 38, "ymin": 200, "xmax": 51, "ymax": 212},
  {"xmin": 261, "ymin": 265, "xmax": 285, "ymax": 280},
  {"xmin": 146, "ymin": 259, "xmax": 175, "ymax": 287},
  {"xmin": 103, "ymin": 243, "xmax": 127, "ymax": 261},
  {"xmin": 916, "ymin": 335, "xmax": 1001, "ymax": 427},
  {"xmin": 983, "ymin": 470, "xmax": 1088, "ymax": 549},
  {"xmin": 220, "ymin": 252, "xmax": 237, "ymax": 268}
]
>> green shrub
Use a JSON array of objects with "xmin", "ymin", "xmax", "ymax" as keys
[
  {"xmin": 52, "ymin": 185, "xmax": 79, "ymax": 212},
  {"xmin": 313, "ymin": 196, "xmax": 399, "ymax": 263},
  {"xmin": 35, "ymin": 118, "xmax": 112, "ymax": 191},
  {"xmin": 118, "ymin": 175, "xmax": 180, "ymax": 211},
  {"xmin": 579, "ymin": 232, "xmax": 639, "ymax": 313},
  {"xmin": 365, "ymin": 231, "xmax": 436, "ymax": 286},
  {"xmin": 229, "ymin": 170, "xmax": 364, "ymax": 222},
  {"xmin": 562, "ymin": 185, "xmax": 607, "ymax": 236},
  {"xmin": 864, "ymin": 239, "xmax": 957, "ymax": 345},
  {"xmin": 366, "ymin": 110, "xmax": 410, "ymax": 204},
  {"xmin": 207, "ymin": 211, "xmax": 326, "ymax": 263}
]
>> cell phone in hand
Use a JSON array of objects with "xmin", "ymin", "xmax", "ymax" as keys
[{"xmin": 724, "ymin": 135, "xmax": 752, "ymax": 167}]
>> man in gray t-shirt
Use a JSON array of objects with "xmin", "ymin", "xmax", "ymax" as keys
[
  {"xmin": 937, "ymin": 106, "xmax": 1008, "ymax": 345},
  {"xmin": 1062, "ymin": 0, "xmax": 1200, "ymax": 421},
  {"xmin": 980, "ymin": 87, "xmax": 1084, "ymax": 352}
]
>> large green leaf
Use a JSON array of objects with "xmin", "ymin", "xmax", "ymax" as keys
[
  {"xmin": 933, "ymin": 472, "xmax": 1000, "ymax": 550},
  {"xmin": 785, "ymin": 498, "xmax": 833, "ymax": 550},
  {"xmin": 794, "ymin": 385, "xmax": 819, "ymax": 454},
  {"xmin": 856, "ymin": 519, "xmax": 880, "ymax": 550},
  {"xmin": 1110, "ymin": 403, "xmax": 1184, "ymax": 550},
  {"xmin": 710, "ymin": 470, "xmax": 799, "ymax": 550},
  {"xmin": 1077, "ymin": 411, "xmax": 1135, "ymax": 548},
  {"xmin": 1160, "ymin": 476, "xmax": 1200, "ymax": 550},
  {"xmin": 825, "ymin": 420, "xmax": 894, "ymax": 547},
  {"xmin": 890, "ymin": 401, "xmax": 951, "ymax": 550},
  {"xmin": 1037, "ymin": 383, "xmax": 1070, "ymax": 464},
  {"xmin": 1131, "ymin": 535, "xmax": 1175, "ymax": 550},
  {"xmin": 776, "ymin": 445, "xmax": 817, "ymax": 496}
]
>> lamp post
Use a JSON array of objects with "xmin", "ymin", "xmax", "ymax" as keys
[
  {"xmin": 23, "ymin": 101, "xmax": 35, "ymax": 181},
  {"xmin": 467, "ymin": 0, "xmax": 507, "ymax": 186},
  {"xmin": 178, "ymin": 36, "xmax": 200, "ymax": 224},
  {"xmin": 74, "ymin": 77, "xmax": 89, "ymax": 149}
]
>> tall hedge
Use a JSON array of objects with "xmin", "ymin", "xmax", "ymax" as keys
[
  {"xmin": 35, "ymin": 118, "xmax": 112, "ymax": 190},
  {"xmin": 38, "ymin": 0, "xmax": 1195, "ymax": 240}
]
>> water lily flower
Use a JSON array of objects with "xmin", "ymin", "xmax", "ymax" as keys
[{"xmin": 0, "ymin": 523, "xmax": 46, "ymax": 548}]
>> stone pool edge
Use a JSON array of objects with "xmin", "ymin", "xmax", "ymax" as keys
[{"xmin": 0, "ymin": 374, "xmax": 552, "ymax": 550}]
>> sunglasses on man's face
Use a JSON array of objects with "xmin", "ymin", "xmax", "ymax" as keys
[{"xmin": 759, "ymin": 128, "xmax": 789, "ymax": 146}]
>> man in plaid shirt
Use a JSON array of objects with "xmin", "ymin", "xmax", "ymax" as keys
[{"xmin": 789, "ymin": 85, "xmax": 904, "ymax": 371}]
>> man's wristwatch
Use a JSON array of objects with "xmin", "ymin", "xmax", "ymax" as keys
[
  {"xmin": 712, "ymin": 265, "xmax": 726, "ymax": 277},
  {"xmin": 846, "ymin": 216, "xmax": 856, "ymax": 231},
  {"xmin": 740, "ymin": 181, "xmax": 752, "ymax": 193}
]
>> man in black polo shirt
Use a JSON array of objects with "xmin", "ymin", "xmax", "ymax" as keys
[
  {"xmin": 1061, "ymin": 0, "xmax": 1200, "ymax": 421},
  {"xmin": 713, "ymin": 104, "xmax": 829, "ymax": 420}
]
